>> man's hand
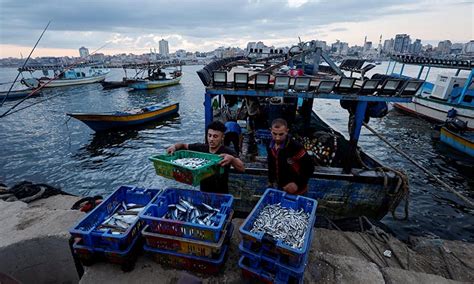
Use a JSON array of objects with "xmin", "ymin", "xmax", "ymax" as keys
[
  {"xmin": 166, "ymin": 145, "xmax": 176, "ymax": 154},
  {"xmin": 218, "ymin": 154, "xmax": 234, "ymax": 166},
  {"xmin": 283, "ymin": 182, "xmax": 298, "ymax": 194}
]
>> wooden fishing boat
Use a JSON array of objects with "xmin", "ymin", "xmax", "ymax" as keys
[
  {"xmin": 19, "ymin": 65, "xmax": 109, "ymax": 88},
  {"xmin": 100, "ymin": 78, "xmax": 141, "ymax": 90},
  {"xmin": 197, "ymin": 41, "xmax": 416, "ymax": 221},
  {"xmin": 440, "ymin": 127, "xmax": 474, "ymax": 157},
  {"xmin": 0, "ymin": 89, "xmax": 39, "ymax": 101},
  {"xmin": 67, "ymin": 103, "xmax": 179, "ymax": 132},
  {"xmin": 129, "ymin": 75, "xmax": 182, "ymax": 90}
]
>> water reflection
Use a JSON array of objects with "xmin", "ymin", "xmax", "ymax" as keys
[{"xmin": 79, "ymin": 114, "xmax": 181, "ymax": 157}]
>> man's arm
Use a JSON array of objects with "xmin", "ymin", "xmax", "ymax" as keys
[
  {"xmin": 219, "ymin": 154, "xmax": 245, "ymax": 172},
  {"xmin": 166, "ymin": 142, "xmax": 189, "ymax": 154}
]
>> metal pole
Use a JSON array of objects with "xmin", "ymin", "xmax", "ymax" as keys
[{"xmin": 343, "ymin": 101, "xmax": 368, "ymax": 173}]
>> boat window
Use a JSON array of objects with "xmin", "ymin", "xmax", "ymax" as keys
[
  {"xmin": 463, "ymin": 95, "xmax": 472, "ymax": 103},
  {"xmin": 81, "ymin": 72, "xmax": 85, "ymax": 77},
  {"xmin": 76, "ymin": 72, "xmax": 81, "ymax": 77}
]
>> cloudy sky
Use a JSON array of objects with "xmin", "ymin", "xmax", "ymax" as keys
[{"xmin": 0, "ymin": 0, "xmax": 472, "ymax": 58}]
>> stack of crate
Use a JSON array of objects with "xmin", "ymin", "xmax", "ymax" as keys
[
  {"xmin": 139, "ymin": 188, "xmax": 234, "ymax": 274},
  {"xmin": 69, "ymin": 186, "xmax": 161, "ymax": 271},
  {"xmin": 238, "ymin": 188, "xmax": 318, "ymax": 284}
]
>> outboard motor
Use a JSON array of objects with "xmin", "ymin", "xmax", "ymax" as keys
[{"xmin": 445, "ymin": 117, "xmax": 468, "ymax": 133}]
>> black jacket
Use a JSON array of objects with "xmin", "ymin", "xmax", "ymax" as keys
[{"xmin": 267, "ymin": 137, "xmax": 314, "ymax": 193}]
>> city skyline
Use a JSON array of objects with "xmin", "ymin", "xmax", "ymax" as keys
[{"xmin": 0, "ymin": 0, "xmax": 472, "ymax": 58}]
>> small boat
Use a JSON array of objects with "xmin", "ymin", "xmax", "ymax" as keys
[
  {"xmin": 101, "ymin": 79, "xmax": 138, "ymax": 90},
  {"xmin": 129, "ymin": 76, "xmax": 182, "ymax": 90},
  {"xmin": 67, "ymin": 103, "xmax": 179, "ymax": 131},
  {"xmin": 128, "ymin": 65, "xmax": 183, "ymax": 90},
  {"xmin": 0, "ymin": 88, "xmax": 40, "ymax": 101},
  {"xmin": 389, "ymin": 55, "xmax": 474, "ymax": 129},
  {"xmin": 440, "ymin": 125, "xmax": 474, "ymax": 157},
  {"xmin": 20, "ymin": 65, "xmax": 109, "ymax": 88}
]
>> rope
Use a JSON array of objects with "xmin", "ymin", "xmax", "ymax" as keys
[
  {"xmin": 363, "ymin": 122, "xmax": 474, "ymax": 209},
  {"xmin": 0, "ymin": 21, "xmax": 51, "ymax": 107}
]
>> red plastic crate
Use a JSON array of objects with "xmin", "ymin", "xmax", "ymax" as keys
[
  {"xmin": 142, "ymin": 211, "xmax": 234, "ymax": 258},
  {"xmin": 144, "ymin": 244, "xmax": 228, "ymax": 275}
]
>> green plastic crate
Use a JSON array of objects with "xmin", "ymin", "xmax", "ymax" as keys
[{"xmin": 149, "ymin": 150, "xmax": 224, "ymax": 186}]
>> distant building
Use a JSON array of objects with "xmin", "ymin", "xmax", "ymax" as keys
[
  {"xmin": 312, "ymin": 40, "xmax": 327, "ymax": 51},
  {"xmin": 409, "ymin": 39, "xmax": 422, "ymax": 54},
  {"xmin": 90, "ymin": 53, "xmax": 105, "ymax": 62},
  {"xmin": 383, "ymin": 39, "xmax": 394, "ymax": 53},
  {"xmin": 463, "ymin": 40, "xmax": 474, "ymax": 55},
  {"xmin": 79, "ymin": 47, "xmax": 89, "ymax": 58},
  {"xmin": 331, "ymin": 40, "xmax": 349, "ymax": 55},
  {"xmin": 450, "ymin": 43, "xmax": 464, "ymax": 55},
  {"xmin": 363, "ymin": 41, "xmax": 372, "ymax": 53},
  {"xmin": 437, "ymin": 40, "xmax": 452, "ymax": 55},
  {"xmin": 159, "ymin": 39, "xmax": 169, "ymax": 56},
  {"xmin": 176, "ymin": 49, "xmax": 187, "ymax": 58},
  {"xmin": 394, "ymin": 34, "xmax": 411, "ymax": 53}
]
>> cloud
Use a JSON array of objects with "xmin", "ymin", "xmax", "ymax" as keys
[{"xmin": 0, "ymin": 0, "xmax": 471, "ymax": 56}]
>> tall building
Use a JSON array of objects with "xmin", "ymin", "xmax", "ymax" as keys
[
  {"xmin": 383, "ymin": 39, "xmax": 394, "ymax": 53},
  {"xmin": 79, "ymin": 46, "xmax": 89, "ymax": 58},
  {"xmin": 393, "ymin": 34, "xmax": 411, "ymax": 54},
  {"xmin": 437, "ymin": 40, "xmax": 452, "ymax": 55},
  {"xmin": 159, "ymin": 39, "xmax": 169, "ymax": 56},
  {"xmin": 410, "ymin": 39, "xmax": 422, "ymax": 54}
]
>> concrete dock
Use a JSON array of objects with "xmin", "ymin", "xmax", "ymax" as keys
[{"xmin": 0, "ymin": 196, "xmax": 472, "ymax": 284}]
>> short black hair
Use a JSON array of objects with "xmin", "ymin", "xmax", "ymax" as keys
[
  {"xmin": 207, "ymin": 121, "xmax": 227, "ymax": 133},
  {"xmin": 271, "ymin": 118, "xmax": 288, "ymax": 128}
]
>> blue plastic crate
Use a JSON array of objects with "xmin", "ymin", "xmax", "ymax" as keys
[
  {"xmin": 239, "ymin": 188, "xmax": 317, "ymax": 268},
  {"xmin": 139, "ymin": 188, "xmax": 233, "ymax": 242},
  {"xmin": 70, "ymin": 186, "xmax": 161, "ymax": 251},
  {"xmin": 239, "ymin": 239, "xmax": 311, "ymax": 278},
  {"xmin": 144, "ymin": 243, "xmax": 228, "ymax": 275},
  {"xmin": 239, "ymin": 256, "xmax": 303, "ymax": 284}
]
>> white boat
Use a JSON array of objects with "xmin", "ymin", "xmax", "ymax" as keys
[
  {"xmin": 20, "ymin": 66, "xmax": 109, "ymax": 88},
  {"xmin": 388, "ymin": 56, "xmax": 474, "ymax": 129}
]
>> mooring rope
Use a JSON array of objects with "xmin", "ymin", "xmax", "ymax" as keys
[{"xmin": 363, "ymin": 122, "xmax": 474, "ymax": 209}]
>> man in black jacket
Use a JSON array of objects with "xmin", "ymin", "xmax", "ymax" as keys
[{"xmin": 267, "ymin": 119, "xmax": 314, "ymax": 194}]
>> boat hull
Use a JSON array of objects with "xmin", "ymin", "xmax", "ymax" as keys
[
  {"xmin": 440, "ymin": 127, "xmax": 474, "ymax": 157},
  {"xmin": 23, "ymin": 74, "xmax": 107, "ymax": 88},
  {"xmin": 229, "ymin": 166, "xmax": 401, "ymax": 220},
  {"xmin": 394, "ymin": 96, "xmax": 474, "ymax": 129},
  {"xmin": 0, "ymin": 89, "xmax": 39, "ymax": 101},
  {"xmin": 68, "ymin": 103, "xmax": 179, "ymax": 131},
  {"xmin": 129, "ymin": 76, "xmax": 181, "ymax": 90}
]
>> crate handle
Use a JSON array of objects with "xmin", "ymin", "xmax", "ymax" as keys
[
  {"xmin": 283, "ymin": 193, "xmax": 298, "ymax": 201},
  {"xmin": 262, "ymin": 233, "xmax": 276, "ymax": 246}
]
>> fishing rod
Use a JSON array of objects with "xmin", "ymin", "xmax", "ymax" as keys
[
  {"xmin": 0, "ymin": 21, "xmax": 51, "ymax": 107},
  {"xmin": 0, "ymin": 42, "xmax": 109, "ymax": 118}
]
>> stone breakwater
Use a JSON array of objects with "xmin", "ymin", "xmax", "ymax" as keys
[{"xmin": 0, "ymin": 196, "xmax": 473, "ymax": 284}]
